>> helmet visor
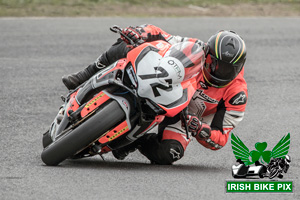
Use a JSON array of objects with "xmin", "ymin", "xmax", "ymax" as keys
[
  {"xmin": 211, "ymin": 55, "xmax": 241, "ymax": 80},
  {"xmin": 204, "ymin": 54, "xmax": 243, "ymax": 87}
]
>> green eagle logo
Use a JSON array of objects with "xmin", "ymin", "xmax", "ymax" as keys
[{"xmin": 231, "ymin": 133, "xmax": 290, "ymax": 166}]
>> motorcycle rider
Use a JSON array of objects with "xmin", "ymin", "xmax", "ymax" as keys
[{"xmin": 62, "ymin": 24, "xmax": 247, "ymax": 165}]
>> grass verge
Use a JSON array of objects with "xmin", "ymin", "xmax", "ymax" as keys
[{"xmin": 0, "ymin": 0, "xmax": 300, "ymax": 17}]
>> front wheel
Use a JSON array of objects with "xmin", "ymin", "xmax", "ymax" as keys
[{"xmin": 41, "ymin": 100, "xmax": 125, "ymax": 166}]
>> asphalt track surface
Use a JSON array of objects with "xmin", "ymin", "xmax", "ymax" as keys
[{"xmin": 0, "ymin": 17, "xmax": 299, "ymax": 200}]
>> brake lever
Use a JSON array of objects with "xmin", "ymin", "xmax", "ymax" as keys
[
  {"xmin": 110, "ymin": 25, "xmax": 122, "ymax": 33},
  {"xmin": 110, "ymin": 25, "xmax": 138, "ymax": 47}
]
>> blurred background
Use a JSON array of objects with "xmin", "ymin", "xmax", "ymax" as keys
[{"xmin": 0, "ymin": 0, "xmax": 300, "ymax": 17}]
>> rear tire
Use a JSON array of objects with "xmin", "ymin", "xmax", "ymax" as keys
[{"xmin": 41, "ymin": 100, "xmax": 125, "ymax": 166}]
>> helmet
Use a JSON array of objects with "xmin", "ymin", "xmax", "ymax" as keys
[
  {"xmin": 285, "ymin": 155, "xmax": 291, "ymax": 164},
  {"xmin": 203, "ymin": 30, "xmax": 247, "ymax": 88}
]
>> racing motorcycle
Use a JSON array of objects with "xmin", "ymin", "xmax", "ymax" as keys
[
  {"xmin": 41, "ymin": 26, "xmax": 205, "ymax": 166},
  {"xmin": 267, "ymin": 156, "xmax": 291, "ymax": 179}
]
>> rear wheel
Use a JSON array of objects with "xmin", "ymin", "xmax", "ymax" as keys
[{"xmin": 41, "ymin": 100, "xmax": 125, "ymax": 166}]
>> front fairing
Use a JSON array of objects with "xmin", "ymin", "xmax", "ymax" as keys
[{"xmin": 132, "ymin": 41, "xmax": 204, "ymax": 117}]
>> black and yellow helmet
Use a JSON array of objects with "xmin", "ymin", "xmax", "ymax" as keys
[{"xmin": 203, "ymin": 30, "xmax": 247, "ymax": 88}]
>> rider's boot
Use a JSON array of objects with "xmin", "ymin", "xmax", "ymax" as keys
[
  {"xmin": 112, "ymin": 142, "xmax": 139, "ymax": 160},
  {"xmin": 62, "ymin": 39, "xmax": 131, "ymax": 90},
  {"xmin": 112, "ymin": 148, "xmax": 136, "ymax": 160},
  {"xmin": 111, "ymin": 133, "xmax": 155, "ymax": 160},
  {"xmin": 62, "ymin": 58, "xmax": 106, "ymax": 90}
]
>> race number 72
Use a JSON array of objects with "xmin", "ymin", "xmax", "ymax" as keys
[{"xmin": 139, "ymin": 67, "xmax": 173, "ymax": 97}]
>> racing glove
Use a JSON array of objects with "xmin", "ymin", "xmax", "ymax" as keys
[
  {"xmin": 121, "ymin": 26, "xmax": 147, "ymax": 45},
  {"xmin": 183, "ymin": 114, "xmax": 211, "ymax": 140},
  {"xmin": 183, "ymin": 114, "xmax": 228, "ymax": 150}
]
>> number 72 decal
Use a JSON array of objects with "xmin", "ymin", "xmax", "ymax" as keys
[{"xmin": 139, "ymin": 66, "xmax": 173, "ymax": 97}]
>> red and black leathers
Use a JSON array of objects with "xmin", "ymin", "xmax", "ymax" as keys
[
  {"xmin": 189, "ymin": 68, "xmax": 247, "ymax": 150},
  {"xmin": 93, "ymin": 24, "xmax": 247, "ymax": 164}
]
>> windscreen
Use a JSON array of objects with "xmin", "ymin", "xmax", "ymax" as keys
[{"xmin": 164, "ymin": 41, "xmax": 205, "ymax": 81}]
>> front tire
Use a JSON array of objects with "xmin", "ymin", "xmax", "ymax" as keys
[{"xmin": 41, "ymin": 100, "xmax": 125, "ymax": 166}]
